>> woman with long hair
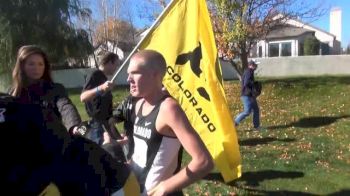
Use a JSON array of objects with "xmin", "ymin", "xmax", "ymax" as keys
[
  {"xmin": 7, "ymin": 45, "xmax": 140, "ymax": 195},
  {"xmin": 10, "ymin": 45, "xmax": 81, "ymax": 133}
]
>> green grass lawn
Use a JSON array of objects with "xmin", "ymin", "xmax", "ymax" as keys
[{"xmin": 67, "ymin": 76, "xmax": 350, "ymax": 195}]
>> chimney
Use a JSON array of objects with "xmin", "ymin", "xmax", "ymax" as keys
[{"xmin": 330, "ymin": 7, "xmax": 342, "ymax": 42}]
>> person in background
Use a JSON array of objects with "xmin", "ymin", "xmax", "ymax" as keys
[
  {"xmin": 234, "ymin": 60, "xmax": 261, "ymax": 130},
  {"xmin": 112, "ymin": 95, "xmax": 141, "ymax": 160},
  {"xmin": 80, "ymin": 51, "xmax": 123, "ymax": 145},
  {"xmin": 127, "ymin": 50, "xmax": 213, "ymax": 195},
  {"xmin": 10, "ymin": 45, "xmax": 82, "ymax": 134}
]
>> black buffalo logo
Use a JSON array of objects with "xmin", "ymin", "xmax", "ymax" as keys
[
  {"xmin": 197, "ymin": 87, "xmax": 210, "ymax": 101},
  {"xmin": 175, "ymin": 42, "xmax": 202, "ymax": 78},
  {"xmin": 175, "ymin": 42, "xmax": 211, "ymax": 101}
]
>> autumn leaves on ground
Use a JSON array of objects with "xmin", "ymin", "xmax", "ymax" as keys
[{"xmin": 69, "ymin": 76, "xmax": 350, "ymax": 195}]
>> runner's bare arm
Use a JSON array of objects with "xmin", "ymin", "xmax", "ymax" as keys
[{"xmin": 149, "ymin": 98, "xmax": 214, "ymax": 195}]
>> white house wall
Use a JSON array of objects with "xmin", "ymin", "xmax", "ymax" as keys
[
  {"xmin": 254, "ymin": 55, "xmax": 350, "ymax": 77},
  {"xmin": 257, "ymin": 40, "xmax": 266, "ymax": 57},
  {"xmin": 52, "ymin": 63, "xmax": 129, "ymax": 88},
  {"xmin": 285, "ymin": 19, "xmax": 340, "ymax": 54}
]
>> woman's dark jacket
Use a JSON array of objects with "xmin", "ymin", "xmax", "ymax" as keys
[{"xmin": 14, "ymin": 80, "xmax": 81, "ymax": 131}]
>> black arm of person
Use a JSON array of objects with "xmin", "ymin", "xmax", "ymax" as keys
[
  {"xmin": 112, "ymin": 97, "xmax": 129, "ymax": 123},
  {"xmin": 54, "ymin": 83, "xmax": 82, "ymax": 132},
  {"xmin": 103, "ymin": 118, "xmax": 123, "ymax": 139},
  {"xmin": 110, "ymin": 95, "xmax": 135, "ymax": 138}
]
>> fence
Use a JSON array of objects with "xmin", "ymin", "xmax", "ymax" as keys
[{"xmin": 1, "ymin": 55, "xmax": 349, "ymax": 91}]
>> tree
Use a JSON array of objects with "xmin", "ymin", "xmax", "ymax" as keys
[
  {"xmin": 304, "ymin": 36, "xmax": 320, "ymax": 55},
  {"xmin": 0, "ymin": 0, "xmax": 93, "ymax": 73},
  {"xmin": 93, "ymin": 18, "xmax": 137, "ymax": 50},
  {"xmin": 136, "ymin": 0, "xmax": 169, "ymax": 24},
  {"xmin": 209, "ymin": 0, "xmax": 326, "ymax": 77},
  {"xmin": 77, "ymin": 0, "xmax": 138, "ymax": 68},
  {"xmin": 74, "ymin": 0, "xmax": 143, "ymax": 68}
]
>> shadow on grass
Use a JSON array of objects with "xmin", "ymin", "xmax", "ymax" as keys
[
  {"xmin": 204, "ymin": 170, "xmax": 304, "ymax": 187},
  {"xmin": 203, "ymin": 172, "xmax": 225, "ymax": 182},
  {"xmin": 235, "ymin": 170, "xmax": 304, "ymax": 187},
  {"xmin": 328, "ymin": 189, "xmax": 350, "ymax": 196},
  {"xmin": 267, "ymin": 115, "xmax": 350, "ymax": 130},
  {"xmin": 239, "ymin": 137, "xmax": 296, "ymax": 146}
]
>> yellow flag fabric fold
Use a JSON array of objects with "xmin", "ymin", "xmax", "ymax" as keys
[{"xmin": 139, "ymin": 0, "xmax": 241, "ymax": 182}]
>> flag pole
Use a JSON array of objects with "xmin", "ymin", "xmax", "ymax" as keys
[{"xmin": 110, "ymin": 0, "xmax": 178, "ymax": 82}]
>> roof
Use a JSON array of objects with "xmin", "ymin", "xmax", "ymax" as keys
[
  {"xmin": 287, "ymin": 17, "xmax": 336, "ymax": 38},
  {"xmin": 266, "ymin": 26, "xmax": 314, "ymax": 39},
  {"xmin": 272, "ymin": 14, "xmax": 337, "ymax": 38}
]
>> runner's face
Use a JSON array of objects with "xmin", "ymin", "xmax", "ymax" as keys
[{"xmin": 127, "ymin": 58, "xmax": 153, "ymax": 97}]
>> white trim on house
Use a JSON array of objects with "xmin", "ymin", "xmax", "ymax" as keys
[
  {"xmin": 266, "ymin": 39, "xmax": 295, "ymax": 57},
  {"xmin": 284, "ymin": 19, "xmax": 341, "ymax": 54},
  {"xmin": 254, "ymin": 14, "xmax": 342, "ymax": 58},
  {"xmin": 258, "ymin": 37, "xmax": 308, "ymax": 58}
]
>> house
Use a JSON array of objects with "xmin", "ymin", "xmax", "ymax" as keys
[
  {"xmin": 254, "ymin": 9, "xmax": 342, "ymax": 58},
  {"xmin": 86, "ymin": 41, "xmax": 125, "ymax": 68}
]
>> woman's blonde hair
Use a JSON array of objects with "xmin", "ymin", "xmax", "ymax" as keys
[{"xmin": 11, "ymin": 45, "xmax": 52, "ymax": 97}]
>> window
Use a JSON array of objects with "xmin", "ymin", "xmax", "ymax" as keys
[
  {"xmin": 268, "ymin": 43, "xmax": 279, "ymax": 57},
  {"xmin": 258, "ymin": 46, "xmax": 262, "ymax": 57},
  {"xmin": 268, "ymin": 42, "xmax": 292, "ymax": 57},
  {"xmin": 320, "ymin": 43, "xmax": 330, "ymax": 55},
  {"xmin": 281, "ymin": 42, "xmax": 292, "ymax": 56}
]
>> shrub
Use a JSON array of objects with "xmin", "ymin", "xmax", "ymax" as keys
[{"xmin": 304, "ymin": 36, "xmax": 320, "ymax": 55}]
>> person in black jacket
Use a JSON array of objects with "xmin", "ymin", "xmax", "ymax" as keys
[
  {"xmin": 234, "ymin": 60, "xmax": 261, "ymax": 130},
  {"xmin": 112, "ymin": 95, "xmax": 140, "ymax": 160},
  {"xmin": 9, "ymin": 45, "xmax": 82, "ymax": 135},
  {"xmin": 80, "ymin": 52, "xmax": 122, "ymax": 145}
]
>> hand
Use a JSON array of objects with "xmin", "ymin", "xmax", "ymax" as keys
[
  {"xmin": 72, "ymin": 126, "xmax": 86, "ymax": 135},
  {"xmin": 147, "ymin": 181, "xmax": 168, "ymax": 196},
  {"xmin": 102, "ymin": 131, "xmax": 112, "ymax": 145},
  {"xmin": 116, "ymin": 134, "xmax": 128, "ymax": 145},
  {"xmin": 72, "ymin": 126, "xmax": 80, "ymax": 135},
  {"xmin": 100, "ymin": 81, "xmax": 114, "ymax": 92}
]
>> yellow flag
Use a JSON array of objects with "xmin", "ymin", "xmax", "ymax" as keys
[{"xmin": 140, "ymin": 0, "xmax": 241, "ymax": 182}]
